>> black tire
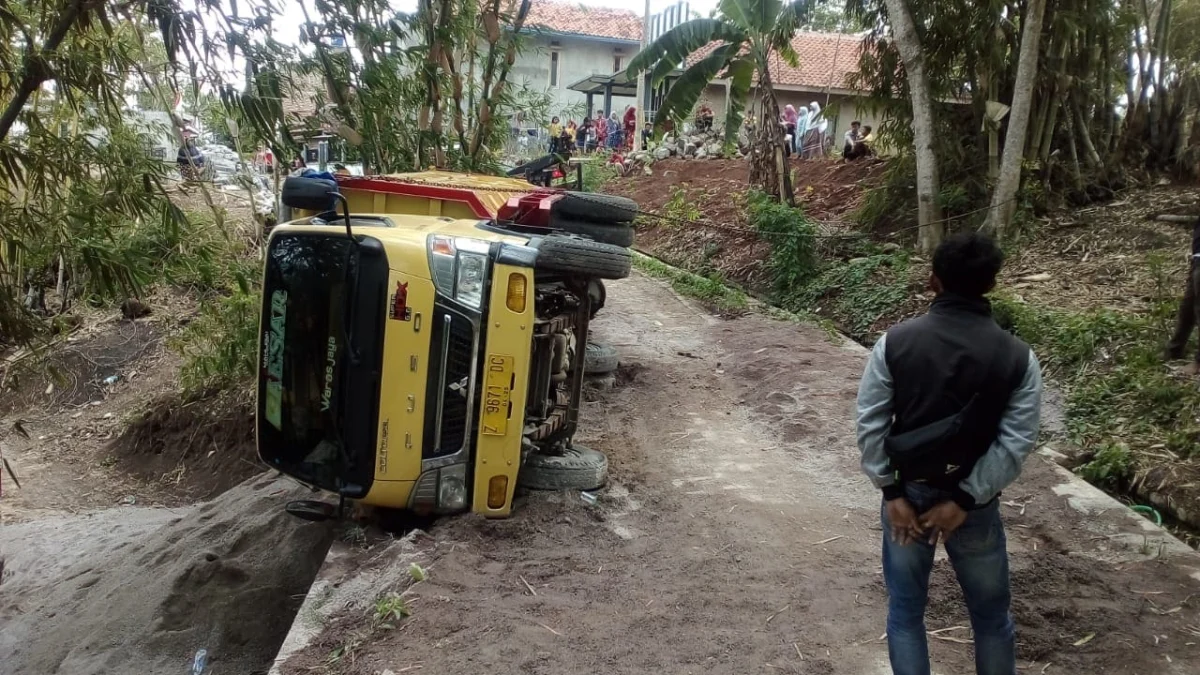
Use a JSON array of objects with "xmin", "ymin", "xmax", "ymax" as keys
[
  {"xmin": 584, "ymin": 341, "xmax": 619, "ymax": 374},
  {"xmin": 553, "ymin": 192, "xmax": 638, "ymax": 223},
  {"xmin": 587, "ymin": 279, "xmax": 606, "ymax": 318},
  {"xmin": 550, "ymin": 216, "xmax": 635, "ymax": 248},
  {"xmin": 518, "ymin": 444, "xmax": 608, "ymax": 491},
  {"xmin": 536, "ymin": 236, "xmax": 631, "ymax": 280}
]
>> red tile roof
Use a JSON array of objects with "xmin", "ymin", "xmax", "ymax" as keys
[
  {"xmin": 524, "ymin": 1, "xmax": 643, "ymax": 42},
  {"xmin": 689, "ymin": 31, "xmax": 864, "ymax": 91}
]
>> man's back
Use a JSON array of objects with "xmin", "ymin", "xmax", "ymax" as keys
[
  {"xmin": 855, "ymin": 232, "xmax": 1042, "ymax": 675},
  {"xmin": 884, "ymin": 294, "xmax": 1029, "ymax": 467}
]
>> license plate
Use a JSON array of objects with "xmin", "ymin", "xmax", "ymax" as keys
[{"xmin": 481, "ymin": 354, "xmax": 514, "ymax": 436}]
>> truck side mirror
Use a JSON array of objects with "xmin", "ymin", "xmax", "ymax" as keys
[{"xmin": 281, "ymin": 176, "xmax": 339, "ymax": 211}]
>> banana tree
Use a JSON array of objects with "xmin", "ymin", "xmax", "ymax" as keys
[{"xmin": 626, "ymin": 0, "xmax": 811, "ymax": 205}]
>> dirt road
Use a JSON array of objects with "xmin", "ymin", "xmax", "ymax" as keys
[{"xmin": 281, "ymin": 272, "xmax": 1200, "ymax": 675}]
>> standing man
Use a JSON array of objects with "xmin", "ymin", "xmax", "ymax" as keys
[
  {"xmin": 1165, "ymin": 215, "xmax": 1200, "ymax": 374},
  {"xmin": 856, "ymin": 232, "xmax": 1042, "ymax": 675}
]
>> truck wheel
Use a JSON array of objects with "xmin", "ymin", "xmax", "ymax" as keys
[
  {"xmin": 518, "ymin": 444, "xmax": 608, "ymax": 491},
  {"xmin": 536, "ymin": 236, "xmax": 631, "ymax": 280},
  {"xmin": 553, "ymin": 192, "xmax": 638, "ymax": 223},
  {"xmin": 588, "ymin": 279, "xmax": 606, "ymax": 318},
  {"xmin": 550, "ymin": 216, "xmax": 635, "ymax": 248},
  {"xmin": 584, "ymin": 341, "xmax": 619, "ymax": 374}
]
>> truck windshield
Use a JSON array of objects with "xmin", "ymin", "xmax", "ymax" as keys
[{"xmin": 258, "ymin": 233, "xmax": 356, "ymax": 491}]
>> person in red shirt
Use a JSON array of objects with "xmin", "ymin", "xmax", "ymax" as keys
[{"xmin": 623, "ymin": 106, "xmax": 637, "ymax": 151}]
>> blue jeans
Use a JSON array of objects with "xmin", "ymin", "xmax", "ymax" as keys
[{"xmin": 881, "ymin": 483, "xmax": 1015, "ymax": 675}]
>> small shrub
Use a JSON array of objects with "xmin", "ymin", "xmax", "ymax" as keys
[
  {"xmin": 174, "ymin": 287, "xmax": 261, "ymax": 393},
  {"xmin": 662, "ymin": 185, "xmax": 701, "ymax": 224},
  {"xmin": 1078, "ymin": 442, "xmax": 1134, "ymax": 486},
  {"xmin": 746, "ymin": 189, "xmax": 819, "ymax": 292},
  {"xmin": 372, "ymin": 592, "xmax": 411, "ymax": 628}
]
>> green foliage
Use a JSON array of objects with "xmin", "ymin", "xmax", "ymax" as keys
[
  {"xmin": 371, "ymin": 592, "xmax": 411, "ymax": 629},
  {"xmin": 175, "ymin": 286, "xmax": 261, "ymax": 393},
  {"xmin": 580, "ymin": 159, "xmax": 620, "ymax": 193},
  {"xmin": 633, "ymin": 254, "xmax": 748, "ymax": 313},
  {"xmin": 789, "ymin": 252, "xmax": 912, "ymax": 338},
  {"xmin": 1078, "ymin": 442, "xmax": 1134, "ymax": 486},
  {"xmin": 747, "ymin": 190, "xmax": 819, "ymax": 291},
  {"xmin": 745, "ymin": 190, "xmax": 910, "ymax": 340},
  {"xmin": 662, "ymin": 185, "xmax": 702, "ymax": 224},
  {"xmin": 993, "ymin": 294, "xmax": 1200, "ymax": 467}
]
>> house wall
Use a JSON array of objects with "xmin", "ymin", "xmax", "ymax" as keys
[
  {"xmin": 700, "ymin": 84, "xmax": 885, "ymax": 153},
  {"xmin": 510, "ymin": 34, "xmax": 641, "ymax": 124}
]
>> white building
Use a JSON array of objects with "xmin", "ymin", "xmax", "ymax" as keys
[{"xmin": 514, "ymin": 0, "xmax": 647, "ymax": 121}]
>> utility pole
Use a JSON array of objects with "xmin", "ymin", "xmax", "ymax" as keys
[{"xmin": 634, "ymin": 0, "xmax": 651, "ymax": 151}]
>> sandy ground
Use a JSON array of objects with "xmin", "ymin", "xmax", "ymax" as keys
[
  {"xmin": 274, "ymin": 272, "xmax": 1200, "ymax": 675},
  {"xmin": 0, "ymin": 473, "xmax": 335, "ymax": 675}
]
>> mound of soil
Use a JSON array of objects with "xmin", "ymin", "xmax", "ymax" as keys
[
  {"xmin": 113, "ymin": 389, "xmax": 259, "ymax": 504},
  {"xmin": 0, "ymin": 473, "xmax": 335, "ymax": 675}
]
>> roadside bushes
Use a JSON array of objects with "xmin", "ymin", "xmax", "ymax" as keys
[
  {"xmin": 174, "ymin": 284, "xmax": 260, "ymax": 394},
  {"xmin": 748, "ymin": 190, "xmax": 912, "ymax": 340},
  {"xmin": 992, "ymin": 294, "xmax": 1200, "ymax": 467}
]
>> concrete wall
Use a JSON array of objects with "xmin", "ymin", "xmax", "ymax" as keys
[{"xmin": 510, "ymin": 34, "xmax": 641, "ymax": 124}]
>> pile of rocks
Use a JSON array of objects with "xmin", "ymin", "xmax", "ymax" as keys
[
  {"xmin": 620, "ymin": 129, "xmax": 751, "ymax": 174},
  {"xmin": 199, "ymin": 144, "xmax": 241, "ymax": 177}
]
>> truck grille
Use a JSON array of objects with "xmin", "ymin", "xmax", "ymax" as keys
[{"xmin": 424, "ymin": 306, "xmax": 478, "ymax": 458}]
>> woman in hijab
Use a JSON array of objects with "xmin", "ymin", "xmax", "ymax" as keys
[
  {"xmin": 794, "ymin": 104, "xmax": 810, "ymax": 156},
  {"xmin": 607, "ymin": 112, "xmax": 622, "ymax": 150},
  {"xmin": 623, "ymin": 106, "xmax": 637, "ymax": 150},
  {"xmin": 782, "ymin": 104, "xmax": 799, "ymax": 158},
  {"xmin": 803, "ymin": 102, "xmax": 824, "ymax": 158},
  {"xmin": 595, "ymin": 110, "xmax": 608, "ymax": 149}
]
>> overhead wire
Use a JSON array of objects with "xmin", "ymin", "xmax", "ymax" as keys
[{"xmin": 563, "ymin": 183, "xmax": 1017, "ymax": 241}]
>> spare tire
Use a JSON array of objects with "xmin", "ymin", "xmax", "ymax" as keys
[
  {"xmin": 518, "ymin": 444, "xmax": 608, "ymax": 491},
  {"xmin": 584, "ymin": 341, "xmax": 619, "ymax": 374},
  {"xmin": 552, "ymin": 192, "xmax": 638, "ymax": 223},
  {"xmin": 550, "ymin": 216, "xmax": 635, "ymax": 248},
  {"xmin": 536, "ymin": 236, "xmax": 631, "ymax": 280}
]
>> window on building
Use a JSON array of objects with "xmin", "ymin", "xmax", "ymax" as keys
[
  {"xmin": 550, "ymin": 51, "xmax": 560, "ymax": 87},
  {"xmin": 613, "ymin": 55, "xmax": 623, "ymax": 72}
]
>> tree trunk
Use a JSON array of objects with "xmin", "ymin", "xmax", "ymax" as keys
[
  {"xmin": 1074, "ymin": 101, "xmax": 1102, "ymax": 168},
  {"xmin": 881, "ymin": 0, "xmax": 943, "ymax": 252},
  {"xmin": 1148, "ymin": 0, "xmax": 1173, "ymax": 156},
  {"xmin": 982, "ymin": 0, "xmax": 1047, "ymax": 236},
  {"xmin": 1065, "ymin": 106, "xmax": 1084, "ymax": 189},
  {"xmin": 749, "ymin": 64, "xmax": 794, "ymax": 206}
]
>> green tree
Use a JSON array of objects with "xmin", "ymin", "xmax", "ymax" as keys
[{"xmin": 626, "ymin": 0, "xmax": 812, "ymax": 205}]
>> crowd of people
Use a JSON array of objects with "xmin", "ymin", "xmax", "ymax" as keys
[
  {"xmin": 520, "ymin": 100, "xmax": 877, "ymax": 163},
  {"xmin": 542, "ymin": 106, "xmax": 641, "ymax": 156}
]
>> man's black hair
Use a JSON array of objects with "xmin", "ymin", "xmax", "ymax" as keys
[
  {"xmin": 863, "ymin": 125, "xmax": 873, "ymax": 132},
  {"xmin": 851, "ymin": 120, "xmax": 861, "ymax": 125},
  {"xmin": 932, "ymin": 232, "xmax": 1004, "ymax": 297}
]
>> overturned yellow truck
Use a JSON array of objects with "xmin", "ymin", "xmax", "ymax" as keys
[{"xmin": 258, "ymin": 172, "xmax": 637, "ymax": 518}]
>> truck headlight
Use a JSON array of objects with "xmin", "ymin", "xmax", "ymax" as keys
[
  {"xmin": 437, "ymin": 463, "xmax": 469, "ymax": 512},
  {"xmin": 455, "ymin": 252, "xmax": 487, "ymax": 308},
  {"xmin": 428, "ymin": 236, "xmax": 491, "ymax": 310}
]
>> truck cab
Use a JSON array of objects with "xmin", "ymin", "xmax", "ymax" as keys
[{"xmin": 258, "ymin": 173, "xmax": 637, "ymax": 517}]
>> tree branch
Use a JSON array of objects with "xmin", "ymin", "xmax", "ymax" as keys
[{"xmin": 0, "ymin": 0, "xmax": 95, "ymax": 144}]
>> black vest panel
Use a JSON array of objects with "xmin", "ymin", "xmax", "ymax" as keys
[{"xmin": 883, "ymin": 294, "xmax": 1030, "ymax": 486}]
